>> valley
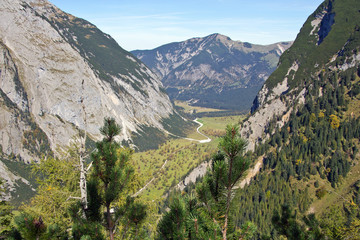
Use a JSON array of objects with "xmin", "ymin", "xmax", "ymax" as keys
[
  {"xmin": 131, "ymin": 113, "xmax": 245, "ymax": 201},
  {"xmin": 1, "ymin": 0, "xmax": 360, "ymax": 239}
]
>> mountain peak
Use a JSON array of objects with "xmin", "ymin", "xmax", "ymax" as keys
[
  {"xmin": 132, "ymin": 35, "xmax": 292, "ymax": 111},
  {"xmin": 205, "ymin": 33, "xmax": 231, "ymax": 41}
]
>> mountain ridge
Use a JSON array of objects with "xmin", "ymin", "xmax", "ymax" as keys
[
  {"xmin": 242, "ymin": 0, "xmax": 360, "ymax": 150},
  {"xmin": 132, "ymin": 34, "xmax": 292, "ymax": 111}
]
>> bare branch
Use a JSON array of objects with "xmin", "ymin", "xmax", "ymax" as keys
[{"xmin": 66, "ymin": 196, "xmax": 81, "ymax": 201}]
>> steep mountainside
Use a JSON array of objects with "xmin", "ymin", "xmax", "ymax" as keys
[
  {"xmin": 241, "ymin": 0, "xmax": 360, "ymax": 151},
  {"xmin": 233, "ymin": 0, "xmax": 360, "ymax": 237},
  {"xmin": 132, "ymin": 34, "xmax": 292, "ymax": 111},
  {"xmin": 0, "ymin": 0, "xmax": 185, "ymax": 200}
]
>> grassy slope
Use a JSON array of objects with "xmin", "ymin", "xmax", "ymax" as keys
[
  {"xmin": 310, "ymin": 151, "xmax": 360, "ymax": 215},
  {"xmin": 174, "ymin": 100, "xmax": 225, "ymax": 114},
  {"xmin": 198, "ymin": 115, "xmax": 246, "ymax": 137}
]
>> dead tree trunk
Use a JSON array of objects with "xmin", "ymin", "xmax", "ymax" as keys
[{"xmin": 79, "ymin": 79, "xmax": 88, "ymax": 211}]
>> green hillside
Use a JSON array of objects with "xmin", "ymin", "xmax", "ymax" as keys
[
  {"xmin": 233, "ymin": 75, "xmax": 360, "ymax": 237},
  {"xmin": 265, "ymin": 0, "xmax": 360, "ymax": 93},
  {"xmin": 231, "ymin": 0, "xmax": 360, "ymax": 238}
]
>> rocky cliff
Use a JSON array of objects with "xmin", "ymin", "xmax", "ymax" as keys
[
  {"xmin": 0, "ymin": 0, "xmax": 179, "ymax": 200},
  {"xmin": 132, "ymin": 34, "xmax": 292, "ymax": 111}
]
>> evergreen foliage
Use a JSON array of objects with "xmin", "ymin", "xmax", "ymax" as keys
[
  {"xmin": 230, "ymin": 1, "xmax": 360, "ymax": 234},
  {"xmin": 157, "ymin": 124, "xmax": 251, "ymax": 239},
  {"xmin": 0, "ymin": 179, "xmax": 14, "ymax": 239},
  {"xmin": 69, "ymin": 201, "xmax": 105, "ymax": 240},
  {"xmin": 13, "ymin": 213, "xmax": 46, "ymax": 240},
  {"xmin": 233, "ymin": 68, "xmax": 360, "ymax": 237},
  {"xmin": 157, "ymin": 193, "xmax": 213, "ymax": 240},
  {"xmin": 197, "ymin": 124, "xmax": 250, "ymax": 239},
  {"xmin": 319, "ymin": 181, "xmax": 360, "ymax": 239},
  {"xmin": 88, "ymin": 117, "xmax": 146, "ymax": 240},
  {"xmin": 157, "ymin": 196, "xmax": 187, "ymax": 239},
  {"xmin": 16, "ymin": 148, "xmax": 83, "ymax": 238},
  {"xmin": 272, "ymin": 205, "xmax": 324, "ymax": 240},
  {"xmin": 6, "ymin": 119, "xmax": 148, "ymax": 239},
  {"xmin": 118, "ymin": 196, "xmax": 148, "ymax": 239}
]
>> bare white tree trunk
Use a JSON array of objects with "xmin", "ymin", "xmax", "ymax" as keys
[
  {"xmin": 79, "ymin": 139, "xmax": 87, "ymax": 210},
  {"xmin": 79, "ymin": 79, "xmax": 88, "ymax": 211}
]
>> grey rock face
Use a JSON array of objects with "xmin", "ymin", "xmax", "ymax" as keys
[{"xmin": 0, "ymin": 0, "xmax": 175, "ymax": 198}]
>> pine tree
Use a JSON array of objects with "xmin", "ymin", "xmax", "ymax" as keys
[
  {"xmin": 90, "ymin": 118, "xmax": 134, "ymax": 240},
  {"xmin": 271, "ymin": 205, "xmax": 305, "ymax": 240},
  {"xmin": 119, "ymin": 196, "xmax": 148, "ymax": 239},
  {"xmin": 272, "ymin": 205, "xmax": 325, "ymax": 240},
  {"xmin": 13, "ymin": 213, "xmax": 46, "ymax": 240},
  {"xmin": 0, "ymin": 178, "xmax": 14, "ymax": 239},
  {"xmin": 156, "ymin": 193, "xmax": 213, "ymax": 240},
  {"xmin": 197, "ymin": 124, "xmax": 250, "ymax": 240},
  {"xmin": 157, "ymin": 195, "xmax": 186, "ymax": 240}
]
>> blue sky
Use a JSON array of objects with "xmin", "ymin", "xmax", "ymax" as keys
[{"xmin": 50, "ymin": 0, "xmax": 324, "ymax": 51}]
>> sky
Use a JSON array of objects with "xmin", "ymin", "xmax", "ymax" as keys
[{"xmin": 50, "ymin": 0, "xmax": 324, "ymax": 51}]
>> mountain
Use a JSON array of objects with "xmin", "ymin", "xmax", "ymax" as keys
[
  {"xmin": 232, "ymin": 0, "xmax": 360, "ymax": 237},
  {"xmin": 0, "ymin": 0, "xmax": 187, "ymax": 201},
  {"xmin": 240, "ymin": 0, "xmax": 360, "ymax": 151},
  {"xmin": 132, "ymin": 34, "xmax": 292, "ymax": 111},
  {"xmin": 173, "ymin": 0, "xmax": 360, "ymax": 236}
]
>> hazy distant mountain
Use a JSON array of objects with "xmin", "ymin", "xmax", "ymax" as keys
[{"xmin": 132, "ymin": 34, "xmax": 292, "ymax": 111}]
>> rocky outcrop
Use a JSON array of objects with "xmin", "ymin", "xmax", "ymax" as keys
[
  {"xmin": 177, "ymin": 161, "xmax": 210, "ymax": 191},
  {"xmin": 317, "ymin": 1, "xmax": 335, "ymax": 45},
  {"xmin": 133, "ymin": 34, "xmax": 292, "ymax": 111},
  {"xmin": 0, "ymin": 0, "xmax": 175, "ymax": 156},
  {"xmin": 0, "ymin": 0, "xmax": 177, "ymax": 199}
]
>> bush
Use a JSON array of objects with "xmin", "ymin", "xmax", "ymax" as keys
[{"xmin": 315, "ymin": 186, "xmax": 327, "ymax": 199}]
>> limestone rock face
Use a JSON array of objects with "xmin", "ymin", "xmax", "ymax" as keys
[{"xmin": 0, "ymin": 0, "xmax": 175, "ymax": 198}]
